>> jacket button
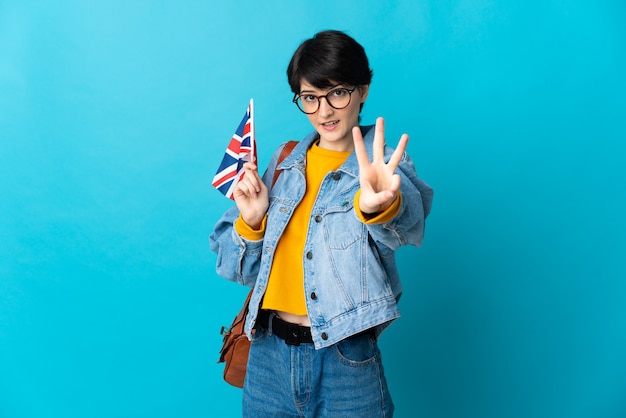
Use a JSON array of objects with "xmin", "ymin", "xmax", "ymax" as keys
[
  {"xmin": 310, "ymin": 292, "xmax": 317, "ymax": 300},
  {"xmin": 332, "ymin": 173, "xmax": 341, "ymax": 180},
  {"xmin": 314, "ymin": 215, "xmax": 322, "ymax": 222},
  {"xmin": 306, "ymin": 251, "xmax": 313, "ymax": 259},
  {"xmin": 321, "ymin": 332, "xmax": 328, "ymax": 340}
]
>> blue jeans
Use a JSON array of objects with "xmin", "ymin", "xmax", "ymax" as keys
[{"xmin": 242, "ymin": 328, "xmax": 394, "ymax": 417}]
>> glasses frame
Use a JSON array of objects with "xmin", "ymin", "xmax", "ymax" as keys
[{"xmin": 292, "ymin": 86, "xmax": 359, "ymax": 114}]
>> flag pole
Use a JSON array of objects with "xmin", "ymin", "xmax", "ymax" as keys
[{"xmin": 249, "ymin": 98, "xmax": 255, "ymax": 164}]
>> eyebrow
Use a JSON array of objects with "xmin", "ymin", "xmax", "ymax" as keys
[{"xmin": 299, "ymin": 83, "xmax": 345, "ymax": 94}]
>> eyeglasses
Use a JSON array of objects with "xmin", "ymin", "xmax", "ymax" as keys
[{"xmin": 293, "ymin": 86, "xmax": 359, "ymax": 114}]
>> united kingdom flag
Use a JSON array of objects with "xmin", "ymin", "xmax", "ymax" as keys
[{"xmin": 212, "ymin": 99, "xmax": 257, "ymax": 199}]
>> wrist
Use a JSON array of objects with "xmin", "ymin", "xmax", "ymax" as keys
[
  {"xmin": 242, "ymin": 216, "xmax": 264, "ymax": 230},
  {"xmin": 235, "ymin": 214, "xmax": 267, "ymax": 239},
  {"xmin": 354, "ymin": 190, "xmax": 402, "ymax": 224}
]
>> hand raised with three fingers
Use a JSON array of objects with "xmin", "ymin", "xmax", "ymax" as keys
[
  {"xmin": 233, "ymin": 162, "xmax": 269, "ymax": 230},
  {"xmin": 352, "ymin": 117, "xmax": 407, "ymax": 215}
]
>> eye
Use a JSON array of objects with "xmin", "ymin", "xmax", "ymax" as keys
[
  {"xmin": 331, "ymin": 88, "xmax": 348, "ymax": 97},
  {"xmin": 302, "ymin": 95, "xmax": 317, "ymax": 103}
]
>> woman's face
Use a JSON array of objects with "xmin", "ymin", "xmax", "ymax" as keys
[{"xmin": 298, "ymin": 79, "xmax": 369, "ymax": 152}]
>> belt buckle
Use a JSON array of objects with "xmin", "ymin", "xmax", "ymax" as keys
[{"xmin": 284, "ymin": 323, "xmax": 302, "ymax": 346}]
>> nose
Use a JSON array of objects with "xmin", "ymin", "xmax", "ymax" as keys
[{"xmin": 318, "ymin": 96, "xmax": 333, "ymax": 117}]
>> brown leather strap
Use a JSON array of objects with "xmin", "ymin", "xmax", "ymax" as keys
[{"xmin": 271, "ymin": 141, "xmax": 298, "ymax": 188}]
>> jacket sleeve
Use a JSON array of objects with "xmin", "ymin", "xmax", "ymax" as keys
[
  {"xmin": 208, "ymin": 145, "xmax": 285, "ymax": 287},
  {"xmin": 364, "ymin": 150, "xmax": 434, "ymax": 250}
]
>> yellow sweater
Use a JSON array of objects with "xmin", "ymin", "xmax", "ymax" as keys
[{"xmin": 235, "ymin": 142, "xmax": 401, "ymax": 315}]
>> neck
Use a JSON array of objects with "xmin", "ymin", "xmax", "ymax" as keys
[{"xmin": 317, "ymin": 138, "xmax": 354, "ymax": 152}]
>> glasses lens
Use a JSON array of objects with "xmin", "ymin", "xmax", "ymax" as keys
[
  {"xmin": 326, "ymin": 88, "xmax": 351, "ymax": 109},
  {"xmin": 296, "ymin": 96, "xmax": 317, "ymax": 114}
]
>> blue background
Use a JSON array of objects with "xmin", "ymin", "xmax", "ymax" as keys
[{"xmin": 1, "ymin": 1, "xmax": 625, "ymax": 417}]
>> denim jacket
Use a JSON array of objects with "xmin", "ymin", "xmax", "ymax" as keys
[{"xmin": 209, "ymin": 125, "xmax": 433, "ymax": 349}]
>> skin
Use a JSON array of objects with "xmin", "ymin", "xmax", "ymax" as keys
[
  {"xmin": 300, "ymin": 80, "xmax": 369, "ymax": 152},
  {"xmin": 233, "ymin": 80, "xmax": 409, "ymax": 325}
]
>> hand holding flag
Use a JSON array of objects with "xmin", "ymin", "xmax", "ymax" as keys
[{"xmin": 212, "ymin": 99, "xmax": 268, "ymax": 228}]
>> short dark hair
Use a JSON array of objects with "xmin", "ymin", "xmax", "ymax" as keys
[{"xmin": 287, "ymin": 30, "xmax": 373, "ymax": 94}]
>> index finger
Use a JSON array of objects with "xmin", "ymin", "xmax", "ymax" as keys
[
  {"xmin": 352, "ymin": 126, "xmax": 369, "ymax": 169},
  {"xmin": 242, "ymin": 162, "xmax": 262, "ymax": 191}
]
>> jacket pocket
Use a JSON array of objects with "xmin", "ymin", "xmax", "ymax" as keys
[{"xmin": 325, "ymin": 208, "xmax": 363, "ymax": 250}]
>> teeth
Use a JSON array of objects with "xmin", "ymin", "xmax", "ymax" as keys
[{"xmin": 323, "ymin": 121, "xmax": 338, "ymax": 126}]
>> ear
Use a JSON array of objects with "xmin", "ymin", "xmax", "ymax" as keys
[{"xmin": 358, "ymin": 84, "xmax": 370, "ymax": 103}]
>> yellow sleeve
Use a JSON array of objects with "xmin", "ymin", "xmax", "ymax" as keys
[
  {"xmin": 234, "ymin": 214, "xmax": 267, "ymax": 240},
  {"xmin": 354, "ymin": 190, "xmax": 402, "ymax": 224}
]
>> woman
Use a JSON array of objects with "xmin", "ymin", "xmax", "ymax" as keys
[{"xmin": 210, "ymin": 30, "xmax": 433, "ymax": 417}]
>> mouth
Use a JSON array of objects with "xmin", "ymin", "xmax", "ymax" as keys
[{"xmin": 321, "ymin": 120, "xmax": 339, "ymax": 128}]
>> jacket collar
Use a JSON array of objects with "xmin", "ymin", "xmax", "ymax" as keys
[{"xmin": 279, "ymin": 124, "xmax": 375, "ymax": 178}]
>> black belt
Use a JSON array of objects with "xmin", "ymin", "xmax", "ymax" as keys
[{"xmin": 256, "ymin": 310, "xmax": 314, "ymax": 346}]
